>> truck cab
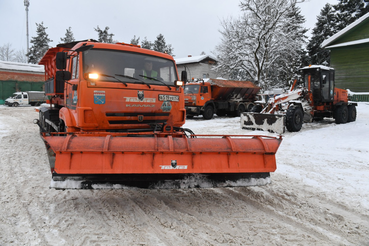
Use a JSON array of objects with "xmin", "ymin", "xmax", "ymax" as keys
[
  {"xmin": 302, "ymin": 65, "xmax": 335, "ymax": 104},
  {"xmin": 38, "ymin": 41, "xmax": 186, "ymax": 133},
  {"xmin": 184, "ymin": 82, "xmax": 212, "ymax": 118}
]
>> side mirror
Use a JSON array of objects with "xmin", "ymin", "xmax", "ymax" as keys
[
  {"xmin": 56, "ymin": 52, "xmax": 67, "ymax": 70},
  {"xmin": 56, "ymin": 71, "xmax": 71, "ymax": 82},
  {"xmin": 181, "ymin": 70, "xmax": 188, "ymax": 83}
]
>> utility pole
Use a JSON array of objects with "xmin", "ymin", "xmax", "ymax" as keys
[{"xmin": 24, "ymin": 0, "xmax": 30, "ymax": 63}]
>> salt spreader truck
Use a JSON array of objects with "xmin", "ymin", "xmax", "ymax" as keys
[
  {"xmin": 184, "ymin": 79, "xmax": 260, "ymax": 119},
  {"xmin": 35, "ymin": 40, "xmax": 282, "ymax": 189}
]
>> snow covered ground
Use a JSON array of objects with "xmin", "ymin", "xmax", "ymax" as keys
[{"xmin": 0, "ymin": 103, "xmax": 368, "ymax": 245}]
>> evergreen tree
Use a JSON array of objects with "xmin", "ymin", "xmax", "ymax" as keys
[
  {"xmin": 27, "ymin": 22, "xmax": 53, "ymax": 64},
  {"xmin": 94, "ymin": 26, "xmax": 114, "ymax": 43},
  {"xmin": 60, "ymin": 27, "xmax": 75, "ymax": 43},
  {"xmin": 334, "ymin": 0, "xmax": 369, "ymax": 30},
  {"xmin": 141, "ymin": 37, "xmax": 153, "ymax": 49},
  {"xmin": 153, "ymin": 34, "xmax": 173, "ymax": 55},
  {"xmin": 130, "ymin": 35, "xmax": 140, "ymax": 45},
  {"xmin": 306, "ymin": 4, "xmax": 336, "ymax": 65}
]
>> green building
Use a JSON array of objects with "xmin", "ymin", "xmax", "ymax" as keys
[
  {"xmin": 321, "ymin": 12, "xmax": 369, "ymax": 94},
  {"xmin": 0, "ymin": 61, "xmax": 45, "ymax": 104}
]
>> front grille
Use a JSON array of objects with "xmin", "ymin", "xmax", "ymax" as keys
[{"xmin": 106, "ymin": 112, "xmax": 169, "ymax": 125}]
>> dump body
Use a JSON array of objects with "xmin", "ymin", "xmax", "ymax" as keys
[
  {"xmin": 241, "ymin": 65, "xmax": 357, "ymax": 133},
  {"xmin": 5, "ymin": 91, "xmax": 47, "ymax": 106},
  {"xmin": 184, "ymin": 79, "xmax": 260, "ymax": 119},
  {"xmin": 36, "ymin": 40, "xmax": 282, "ymax": 189}
]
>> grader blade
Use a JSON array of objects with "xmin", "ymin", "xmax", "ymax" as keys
[
  {"xmin": 241, "ymin": 112, "xmax": 285, "ymax": 134},
  {"xmin": 42, "ymin": 132, "xmax": 282, "ymax": 189}
]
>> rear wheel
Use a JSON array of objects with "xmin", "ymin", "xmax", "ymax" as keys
[
  {"xmin": 347, "ymin": 105, "xmax": 357, "ymax": 122},
  {"xmin": 286, "ymin": 106, "xmax": 303, "ymax": 132},
  {"xmin": 236, "ymin": 104, "xmax": 246, "ymax": 116},
  {"xmin": 334, "ymin": 105, "xmax": 348, "ymax": 124},
  {"xmin": 203, "ymin": 105, "xmax": 214, "ymax": 120}
]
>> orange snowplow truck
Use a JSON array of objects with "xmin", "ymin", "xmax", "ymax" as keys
[
  {"xmin": 36, "ymin": 40, "xmax": 282, "ymax": 189},
  {"xmin": 184, "ymin": 79, "xmax": 260, "ymax": 119}
]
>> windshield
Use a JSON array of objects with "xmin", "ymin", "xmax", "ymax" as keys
[
  {"xmin": 83, "ymin": 49, "xmax": 178, "ymax": 86},
  {"xmin": 184, "ymin": 85, "xmax": 200, "ymax": 94},
  {"xmin": 304, "ymin": 69, "xmax": 320, "ymax": 89}
]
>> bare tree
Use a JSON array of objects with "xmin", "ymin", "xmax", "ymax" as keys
[
  {"xmin": 0, "ymin": 43, "xmax": 15, "ymax": 61},
  {"xmin": 215, "ymin": 0, "xmax": 306, "ymax": 89},
  {"xmin": 14, "ymin": 50, "xmax": 27, "ymax": 63}
]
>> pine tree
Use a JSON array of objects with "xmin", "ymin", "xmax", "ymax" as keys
[
  {"xmin": 60, "ymin": 27, "xmax": 75, "ymax": 43},
  {"xmin": 306, "ymin": 4, "xmax": 336, "ymax": 65},
  {"xmin": 334, "ymin": 0, "xmax": 369, "ymax": 30},
  {"xmin": 141, "ymin": 37, "xmax": 153, "ymax": 50},
  {"xmin": 94, "ymin": 26, "xmax": 114, "ymax": 43},
  {"xmin": 130, "ymin": 35, "xmax": 140, "ymax": 45},
  {"xmin": 27, "ymin": 22, "xmax": 53, "ymax": 64},
  {"xmin": 153, "ymin": 34, "xmax": 173, "ymax": 55}
]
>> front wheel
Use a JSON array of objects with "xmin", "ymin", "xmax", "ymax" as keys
[
  {"xmin": 203, "ymin": 105, "xmax": 214, "ymax": 120},
  {"xmin": 286, "ymin": 106, "xmax": 303, "ymax": 132},
  {"xmin": 13, "ymin": 102, "xmax": 19, "ymax": 107}
]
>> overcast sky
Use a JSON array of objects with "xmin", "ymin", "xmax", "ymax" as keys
[{"xmin": 1, "ymin": 0, "xmax": 338, "ymax": 59}]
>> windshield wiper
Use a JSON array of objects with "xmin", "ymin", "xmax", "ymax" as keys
[
  {"xmin": 114, "ymin": 74, "xmax": 152, "ymax": 88},
  {"xmin": 115, "ymin": 74, "xmax": 139, "ymax": 81},
  {"xmin": 138, "ymin": 75, "xmax": 172, "ymax": 90},
  {"xmin": 99, "ymin": 74, "xmax": 127, "ymax": 86}
]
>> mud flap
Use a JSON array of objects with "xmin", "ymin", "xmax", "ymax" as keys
[{"xmin": 241, "ymin": 112, "xmax": 285, "ymax": 134}]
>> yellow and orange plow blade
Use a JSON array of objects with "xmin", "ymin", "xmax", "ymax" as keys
[{"xmin": 42, "ymin": 132, "xmax": 282, "ymax": 189}]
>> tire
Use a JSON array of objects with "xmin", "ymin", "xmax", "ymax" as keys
[
  {"xmin": 286, "ymin": 106, "xmax": 303, "ymax": 132},
  {"xmin": 251, "ymin": 104, "xmax": 263, "ymax": 113},
  {"xmin": 237, "ymin": 104, "xmax": 246, "ymax": 116},
  {"xmin": 203, "ymin": 105, "xmax": 214, "ymax": 120},
  {"xmin": 13, "ymin": 102, "xmax": 19, "ymax": 107},
  {"xmin": 347, "ymin": 105, "xmax": 357, "ymax": 122},
  {"xmin": 334, "ymin": 105, "xmax": 348, "ymax": 124}
]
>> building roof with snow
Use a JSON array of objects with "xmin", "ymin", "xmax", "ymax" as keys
[
  {"xmin": 175, "ymin": 55, "xmax": 225, "ymax": 80},
  {"xmin": 0, "ymin": 60, "xmax": 44, "ymax": 74},
  {"xmin": 175, "ymin": 55, "xmax": 217, "ymax": 65}
]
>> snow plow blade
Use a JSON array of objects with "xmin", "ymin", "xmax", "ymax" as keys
[
  {"xmin": 241, "ymin": 112, "xmax": 285, "ymax": 134},
  {"xmin": 41, "ymin": 132, "xmax": 282, "ymax": 189}
]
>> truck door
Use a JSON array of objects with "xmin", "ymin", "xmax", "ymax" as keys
[
  {"xmin": 199, "ymin": 85, "xmax": 211, "ymax": 105},
  {"xmin": 23, "ymin": 93, "xmax": 29, "ymax": 105},
  {"xmin": 66, "ymin": 55, "xmax": 79, "ymax": 109},
  {"xmin": 321, "ymin": 70, "xmax": 331, "ymax": 102}
]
